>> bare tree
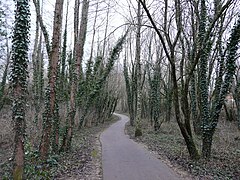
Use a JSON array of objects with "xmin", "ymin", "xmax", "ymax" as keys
[
  {"xmin": 138, "ymin": 0, "xmax": 200, "ymax": 159},
  {"xmin": 61, "ymin": 0, "xmax": 89, "ymax": 151},
  {"xmin": 39, "ymin": 0, "xmax": 64, "ymax": 160}
]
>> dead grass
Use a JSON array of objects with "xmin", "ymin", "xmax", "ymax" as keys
[{"xmin": 126, "ymin": 116, "xmax": 240, "ymax": 180}]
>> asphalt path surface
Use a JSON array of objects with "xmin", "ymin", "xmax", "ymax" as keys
[{"xmin": 100, "ymin": 113, "xmax": 180, "ymax": 180}]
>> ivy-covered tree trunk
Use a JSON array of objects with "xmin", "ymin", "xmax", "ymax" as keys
[
  {"xmin": 76, "ymin": 0, "xmax": 89, "ymax": 127},
  {"xmin": 61, "ymin": 0, "xmax": 79, "ymax": 151},
  {"xmin": 61, "ymin": 65, "xmax": 76, "ymax": 151},
  {"xmin": 10, "ymin": 0, "xmax": 30, "ymax": 179},
  {"xmin": 188, "ymin": 32, "xmax": 201, "ymax": 135},
  {"xmin": 152, "ymin": 65, "xmax": 162, "ymax": 131},
  {"xmin": 61, "ymin": 0, "xmax": 89, "ymax": 151},
  {"xmin": 32, "ymin": 0, "xmax": 43, "ymax": 125},
  {"xmin": 60, "ymin": 3, "xmax": 69, "ymax": 102},
  {"xmin": 123, "ymin": 56, "xmax": 134, "ymax": 126},
  {"xmin": 148, "ymin": 59, "xmax": 162, "ymax": 131},
  {"xmin": 165, "ymin": 68, "xmax": 172, "ymax": 122},
  {"xmin": 198, "ymin": 0, "xmax": 212, "ymax": 159},
  {"xmin": 52, "ymin": 62, "xmax": 61, "ymax": 153},
  {"xmin": 134, "ymin": 1, "xmax": 143, "ymax": 137},
  {"xmin": 202, "ymin": 16, "xmax": 240, "ymax": 158},
  {"xmin": 79, "ymin": 33, "xmax": 127, "ymax": 127},
  {"xmin": 39, "ymin": 0, "xmax": 64, "ymax": 160},
  {"xmin": 195, "ymin": 0, "xmax": 240, "ymax": 158}
]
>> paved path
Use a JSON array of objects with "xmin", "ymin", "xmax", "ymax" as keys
[{"xmin": 100, "ymin": 113, "xmax": 180, "ymax": 180}]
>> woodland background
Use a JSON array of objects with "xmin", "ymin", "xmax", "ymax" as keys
[{"xmin": 0, "ymin": 0, "xmax": 240, "ymax": 179}]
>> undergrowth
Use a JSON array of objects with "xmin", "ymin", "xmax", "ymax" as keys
[
  {"xmin": 126, "ymin": 118, "xmax": 240, "ymax": 179},
  {"xmin": 0, "ymin": 114, "xmax": 118, "ymax": 179}
]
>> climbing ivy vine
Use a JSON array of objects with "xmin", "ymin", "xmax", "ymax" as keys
[{"xmin": 10, "ymin": 0, "xmax": 30, "ymax": 178}]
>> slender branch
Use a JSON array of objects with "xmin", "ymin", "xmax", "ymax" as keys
[
  {"xmin": 32, "ymin": 0, "xmax": 51, "ymax": 58},
  {"xmin": 138, "ymin": 0, "xmax": 173, "ymax": 66}
]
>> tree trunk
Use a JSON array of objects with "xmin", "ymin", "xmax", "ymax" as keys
[
  {"xmin": 138, "ymin": 0, "xmax": 200, "ymax": 159},
  {"xmin": 211, "ymin": 4, "xmax": 239, "ymax": 157},
  {"xmin": 202, "ymin": 130, "xmax": 214, "ymax": 158},
  {"xmin": 60, "ymin": 1, "xmax": 69, "ymax": 102},
  {"xmin": 190, "ymin": 75, "xmax": 201, "ymax": 135},
  {"xmin": 11, "ymin": 0, "xmax": 30, "ymax": 179},
  {"xmin": 76, "ymin": 0, "xmax": 89, "ymax": 79},
  {"xmin": 179, "ymin": 122, "xmax": 200, "ymax": 159},
  {"xmin": 201, "ymin": 15, "xmax": 240, "ymax": 158},
  {"xmin": 32, "ymin": 0, "xmax": 51, "ymax": 58},
  {"xmin": 76, "ymin": 0, "xmax": 89, "ymax": 125},
  {"xmin": 224, "ymin": 102, "xmax": 235, "ymax": 121},
  {"xmin": 89, "ymin": 1, "xmax": 99, "ymax": 64},
  {"xmin": 32, "ymin": 0, "xmax": 40, "ymax": 124},
  {"xmin": 165, "ymin": 85, "xmax": 172, "ymax": 122},
  {"xmin": 62, "ymin": 0, "xmax": 89, "ymax": 150},
  {"xmin": 134, "ymin": 1, "xmax": 143, "ymax": 137},
  {"xmin": 39, "ymin": 0, "xmax": 64, "ymax": 160},
  {"xmin": 171, "ymin": 64, "xmax": 200, "ymax": 160},
  {"xmin": 123, "ymin": 56, "xmax": 134, "ymax": 126},
  {"xmin": 102, "ymin": 0, "xmax": 110, "ymax": 58}
]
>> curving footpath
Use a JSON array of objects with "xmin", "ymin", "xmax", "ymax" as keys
[{"xmin": 100, "ymin": 113, "xmax": 180, "ymax": 180}]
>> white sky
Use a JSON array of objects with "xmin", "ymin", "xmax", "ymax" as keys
[
  {"xmin": 0, "ymin": 0, "xmax": 137, "ymax": 77},
  {"xmin": 1, "ymin": 0, "xmax": 239, "ymax": 72}
]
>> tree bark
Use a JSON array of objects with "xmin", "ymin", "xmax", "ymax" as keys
[
  {"xmin": 39, "ymin": 0, "xmax": 64, "ymax": 160},
  {"xmin": 123, "ymin": 56, "xmax": 134, "ymax": 126},
  {"xmin": 76, "ymin": 0, "xmax": 89, "ymax": 79},
  {"xmin": 32, "ymin": 0, "xmax": 51, "ymax": 58},
  {"xmin": 202, "ymin": 16, "xmax": 240, "ymax": 158},
  {"xmin": 62, "ymin": 0, "xmax": 89, "ymax": 150},
  {"xmin": 139, "ymin": 0, "xmax": 200, "ymax": 159},
  {"xmin": 171, "ymin": 63, "xmax": 200, "ymax": 159},
  {"xmin": 134, "ymin": 1, "xmax": 143, "ymax": 137},
  {"xmin": 11, "ymin": 0, "xmax": 30, "ymax": 178}
]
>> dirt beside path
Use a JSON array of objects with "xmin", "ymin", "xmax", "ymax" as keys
[{"xmin": 53, "ymin": 117, "xmax": 119, "ymax": 180}]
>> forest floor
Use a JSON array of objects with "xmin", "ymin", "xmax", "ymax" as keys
[
  {"xmin": 53, "ymin": 116, "xmax": 119, "ymax": 180},
  {"xmin": 126, "ymin": 117, "xmax": 240, "ymax": 180},
  {"xmin": 0, "ymin": 114, "xmax": 119, "ymax": 180},
  {"xmin": 1, "ymin": 112, "xmax": 240, "ymax": 180}
]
